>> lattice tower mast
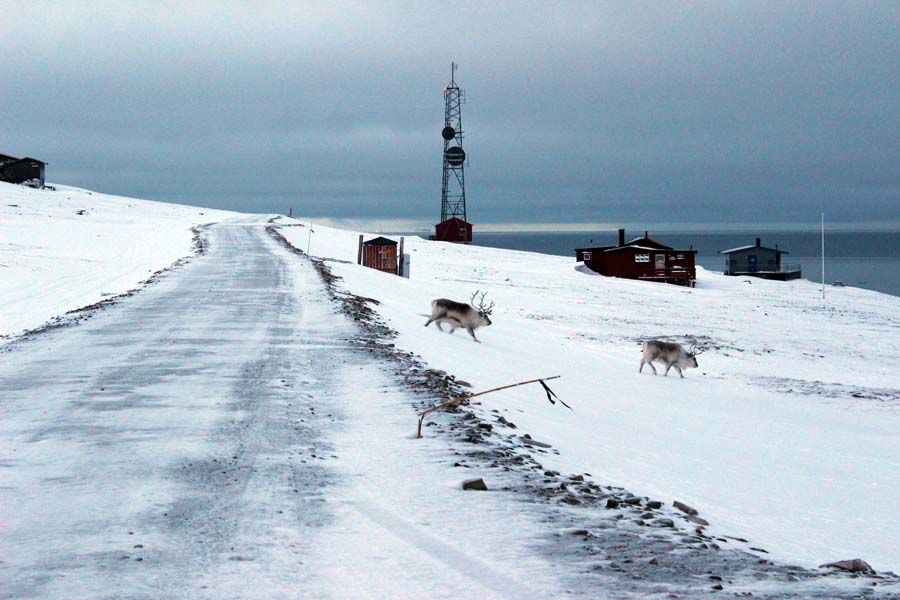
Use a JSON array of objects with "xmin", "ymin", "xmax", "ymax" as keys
[{"xmin": 440, "ymin": 62, "xmax": 467, "ymax": 223}]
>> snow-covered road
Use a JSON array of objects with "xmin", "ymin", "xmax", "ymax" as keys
[{"xmin": 0, "ymin": 219, "xmax": 570, "ymax": 598}]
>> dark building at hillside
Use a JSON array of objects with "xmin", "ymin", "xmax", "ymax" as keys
[
  {"xmin": 575, "ymin": 229, "xmax": 697, "ymax": 287},
  {"xmin": 0, "ymin": 153, "xmax": 46, "ymax": 187},
  {"xmin": 432, "ymin": 217, "xmax": 473, "ymax": 243},
  {"xmin": 719, "ymin": 238, "xmax": 801, "ymax": 280}
]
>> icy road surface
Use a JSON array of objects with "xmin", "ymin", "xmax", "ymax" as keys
[{"xmin": 0, "ymin": 219, "xmax": 565, "ymax": 599}]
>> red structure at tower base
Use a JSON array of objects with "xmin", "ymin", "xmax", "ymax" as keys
[{"xmin": 431, "ymin": 217, "xmax": 472, "ymax": 243}]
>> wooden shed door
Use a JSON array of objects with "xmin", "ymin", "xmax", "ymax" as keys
[{"xmin": 655, "ymin": 254, "xmax": 665, "ymax": 271}]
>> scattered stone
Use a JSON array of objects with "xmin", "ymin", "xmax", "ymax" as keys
[
  {"xmin": 570, "ymin": 529, "xmax": 590, "ymax": 536},
  {"xmin": 477, "ymin": 422, "xmax": 493, "ymax": 431},
  {"xmin": 462, "ymin": 478, "xmax": 488, "ymax": 491},
  {"xmin": 673, "ymin": 500, "xmax": 698, "ymax": 516},
  {"xmin": 623, "ymin": 496, "xmax": 642, "ymax": 505},
  {"xmin": 711, "ymin": 583, "xmax": 723, "ymax": 591},
  {"xmin": 521, "ymin": 437, "xmax": 552, "ymax": 448},
  {"xmin": 652, "ymin": 518, "xmax": 675, "ymax": 528},
  {"xmin": 544, "ymin": 470, "xmax": 560, "ymax": 477},
  {"xmin": 649, "ymin": 557, "xmax": 659, "ymax": 565},
  {"xmin": 606, "ymin": 498, "xmax": 619, "ymax": 509},
  {"xmin": 646, "ymin": 500, "xmax": 663, "ymax": 509},
  {"xmin": 750, "ymin": 547, "xmax": 768, "ymax": 554},
  {"xmin": 709, "ymin": 575, "xmax": 723, "ymax": 581},
  {"xmin": 686, "ymin": 515, "xmax": 710, "ymax": 527},
  {"xmin": 570, "ymin": 474, "xmax": 585, "ymax": 482},
  {"xmin": 819, "ymin": 558, "xmax": 875, "ymax": 575},
  {"xmin": 561, "ymin": 494, "xmax": 581, "ymax": 505}
]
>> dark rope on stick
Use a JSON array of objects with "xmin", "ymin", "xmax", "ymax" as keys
[{"xmin": 539, "ymin": 379, "xmax": 571, "ymax": 410}]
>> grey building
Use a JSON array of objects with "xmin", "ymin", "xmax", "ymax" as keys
[{"xmin": 719, "ymin": 238, "xmax": 801, "ymax": 280}]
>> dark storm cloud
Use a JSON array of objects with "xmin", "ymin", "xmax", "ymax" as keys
[{"xmin": 1, "ymin": 2, "xmax": 898, "ymax": 229}]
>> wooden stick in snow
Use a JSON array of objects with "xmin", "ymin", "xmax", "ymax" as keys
[{"xmin": 416, "ymin": 375, "xmax": 561, "ymax": 438}]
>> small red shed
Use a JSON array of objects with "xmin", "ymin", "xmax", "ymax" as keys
[
  {"xmin": 362, "ymin": 236, "xmax": 398, "ymax": 274},
  {"xmin": 432, "ymin": 217, "xmax": 472, "ymax": 243},
  {"xmin": 576, "ymin": 229, "xmax": 696, "ymax": 287}
]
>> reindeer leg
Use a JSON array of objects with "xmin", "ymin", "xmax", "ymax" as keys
[
  {"xmin": 467, "ymin": 327, "xmax": 481, "ymax": 343},
  {"xmin": 435, "ymin": 321, "xmax": 444, "ymax": 332},
  {"xmin": 674, "ymin": 365, "xmax": 684, "ymax": 378},
  {"xmin": 664, "ymin": 362, "xmax": 672, "ymax": 376}
]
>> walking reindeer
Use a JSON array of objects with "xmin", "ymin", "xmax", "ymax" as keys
[{"xmin": 425, "ymin": 291, "xmax": 494, "ymax": 343}]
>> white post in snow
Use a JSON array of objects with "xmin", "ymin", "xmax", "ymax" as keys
[
  {"xmin": 307, "ymin": 224, "xmax": 314, "ymax": 255},
  {"xmin": 821, "ymin": 210, "xmax": 826, "ymax": 300}
]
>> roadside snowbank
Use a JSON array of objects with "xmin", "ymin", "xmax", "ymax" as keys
[
  {"xmin": 0, "ymin": 183, "xmax": 234, "ymax": 337},
  {"xmin": 281, "ymin": 219, "xmax": 900, "ymax": 573}
]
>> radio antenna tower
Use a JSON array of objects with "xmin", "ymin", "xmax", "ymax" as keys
[{"xmin": 435, "ymin": 62, "xmax": 472, "ymax": 242}]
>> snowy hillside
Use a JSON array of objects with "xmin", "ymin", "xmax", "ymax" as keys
[
  {"xmin": 281, "ymin": 219, "xmax": 900, "ymax": 573},
  {"xmin": 0, "ymin": 183, "xmax": 234, "ymax": 337},
  {"xmin": 2, "ymin": 184, "xmax": 897, "ymax": 587}
]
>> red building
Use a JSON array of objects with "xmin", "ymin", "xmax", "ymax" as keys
[
  {"xmin": 432, "ymin": 217, "xmax": 472, "ymax": 243},
  {"xmin": 576, "ymin": 229, "xmax": 697, "ymax": 287},
  {"xmin": 362, "ymin": 237, "xmax": 398, "ymax": 274}
]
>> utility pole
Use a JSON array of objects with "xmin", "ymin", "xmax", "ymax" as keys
[{"xmin": 821, "ymin": 209, "xmax": 826, "ymax": 300}]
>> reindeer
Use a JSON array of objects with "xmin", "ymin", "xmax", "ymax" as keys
[
  {"xmin": 639, "ymin": 340, "xmax": 703, "ymax": 378},
  {"xmin": 425, "ymin": 291, "xmax": 494, "ymax": 343}
]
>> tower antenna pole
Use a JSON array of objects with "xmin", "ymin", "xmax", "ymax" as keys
[{"xmin": 435, "ymin": 62, "xmax": 471, "ymax": 243}]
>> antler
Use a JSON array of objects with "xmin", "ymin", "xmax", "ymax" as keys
[
  {"xmin": 689, "ymin": 341, "xmax": 705, "ymax": 355},
  {"xmin": 470, "ymin": 290, "xmax": 495, "ymax": 315}
]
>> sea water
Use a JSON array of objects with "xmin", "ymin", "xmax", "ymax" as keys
[{"xmin": 462, "ymin": 231, "xmax": 900, "ymax": 297}]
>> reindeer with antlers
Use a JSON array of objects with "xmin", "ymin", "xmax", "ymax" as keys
[
  {"xmin": 639, "ymin": 340, "xmax": 704, "ymax": 378},
  {"xmin": 425, "ymin": 291, "xmax": 495, "ymax": 343}
]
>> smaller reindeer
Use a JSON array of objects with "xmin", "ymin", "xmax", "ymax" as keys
[
  {"xmin": 639, "ymin": 340, "xmax": 702, "ymax": 378},
  {"xmin": 425, "ymin": 291, "xmax": 494, "ymax": 343}
]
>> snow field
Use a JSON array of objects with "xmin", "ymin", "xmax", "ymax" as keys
[
  {"xmin": 282, "ymin": 219, "xmax": 900, "ymax": 573},
  {"xmin": 0, "ymin": 182, "xmax": 234, "ymax": 337},
  {"xmin": 2, "ymin": 181, "xmax": 897, "ymax": 581}
]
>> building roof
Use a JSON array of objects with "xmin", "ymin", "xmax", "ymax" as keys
[
  {"xmin": 624, "ymin": 236, "xmax": 672, "ymax": 250},
  {"xmin": 605, "ymin": 245, "xmax": 660, "ymax": 253},
  {"xmin": 719, "ymin": 244, "xmax": 788, "ymax": 255},
  {"xmin": 363, "ymin": 236, "xmax": 398, "ymax": 246},
  {"xmin": 437, "ymin": 217, "xmax": 471, "ymax": 226},
  {"xmin": 575, "ymin": 246, "xmax": 614, "ymax": 253},
  {"xmin": 576, "ymin": 245, "xmax": 696, "ymax": 254}
]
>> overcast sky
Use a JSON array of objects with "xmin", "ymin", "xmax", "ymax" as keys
[{"xmin": 2, "ymin": 2, "xmax": 898, "ymax": 231}]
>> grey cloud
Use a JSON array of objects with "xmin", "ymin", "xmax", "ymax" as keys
[{"xmin": 1, "ymin": 2, "xmax": 897, "ymax": 228}]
